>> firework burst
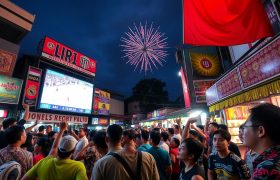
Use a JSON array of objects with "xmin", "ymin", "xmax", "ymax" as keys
[{"xmin": 120, "ymin": 22, "xmax": 168, "ymax": 73}]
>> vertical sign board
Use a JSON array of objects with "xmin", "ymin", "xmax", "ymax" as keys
[
  {"xmin": 180, "ymin": 67, "xmax": 191, "ymax": 108},
  {"xmin": 0, "ymin": 49, "xmax": 17, "ymax": 76},
  {"xmin": 23, "ymin": 66, "xmax": 42, "ymax": 106}
]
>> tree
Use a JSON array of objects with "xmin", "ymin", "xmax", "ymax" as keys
[{"xmin": 129, "ymin": 78, "xmax": 169, "ymax": 113}]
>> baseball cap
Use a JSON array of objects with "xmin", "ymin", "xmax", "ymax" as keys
[{"xmin": 58, "ymin": 135, "xmax": 77, "ymax": 153}]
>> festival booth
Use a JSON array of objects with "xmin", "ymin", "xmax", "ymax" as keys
[
  {"xmin": 206, "ymin": 34, "xmax": 280, "ymax": 144},
  {"xmin": 15, "ymin": 36, "xmax": 97, "ymax": 130}
]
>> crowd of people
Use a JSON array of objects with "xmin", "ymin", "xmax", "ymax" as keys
[{"xmin": 0, "ymin": 103, "xmax": 279, "ymax": 180}]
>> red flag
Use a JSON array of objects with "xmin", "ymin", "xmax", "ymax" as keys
[
  {"xmin": 180, "ymin": 67, "xmax": 191, "ymax": 108},
  {"xmin": 183, "ymin": 0, "xmax": 274, "ymax": 46}
]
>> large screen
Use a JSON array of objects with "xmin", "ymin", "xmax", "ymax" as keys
[{"xmin": 39, "ymin": 69, "xmax": 93, "ymax": 114}]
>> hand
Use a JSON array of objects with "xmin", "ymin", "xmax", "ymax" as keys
[
  {"xmin": 175, "ymin": 118, "xmax": 181, "ymax": 125},
  {"xmin": 190, "ymin": 123, "xmax": 196, "ymax": 129},
  {"xmin": 22, "ymin": 103, "xmax": 29, "ymax": 110},
  {"xmin": 60, "ymin": 120, "xmax": 67, "ymax": 132},
  {"xmin": 188, "ymin": 117, "xmax": 198, "ymax": 124}
]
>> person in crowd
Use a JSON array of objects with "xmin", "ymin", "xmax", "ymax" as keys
[
  {"xmin": 148, "ymin": 130, "xmax": 172, "ymax": 180},
  {"xmin": 219, "ymin": 124, "xmax": 242, "ymax": 157},
  {"xmin": 170, "ymin": 137, "xmax": 180, "ymax": 179},
  {"xmin": 135, "ymin": 133, "xmax": 142, "ymax": 148},
  {"xmin": 206, "ymin": 122, "xmax": 219, "ymax": 155},
  {"xmin": 208, "ymin": 129, "xmax": 250, "ymax": 180},
  {"xmin": 72, "ymin": 128, "xmax": 89, "ymax": 158},
  {"xmin": 48, "ymin": 131, "xmax": 57, "ymax": 145},
  {"xmin": 33, "ymin": 137, "xmax": 51, "ymax": 165},
  {"xmin": 37, "ymin": 126, "xmax": 46, "ymax": 137},
  {"xmin": 21, "ymin": 133, "xmax": 35, "ymax": 153},
  {"xmin": 22, "ymin": 120, "xmax": 88, "ymax": 180},
  {"xmin": 178, "ymin": 138, "xmax": 205, "ymax": 180},
  {"xmin": 93, "ymin": 130, "xmax": 108, "ymax": 156},
  {"xmin": 167, "ymin": 128, "xmax": 174, "ymax": 145},
  {"xmin": 160, "ymin": 131, "xmax": 170, "ymax": 153},
  {"xmin": 0, "ymin": 125, "xmax": 33, "ymax": 178},
  {"xmin": 173, "ymin": 118, "xmax": 182, "ymax": 142},
  {"xmin": 46, "ymin": 125, "xmax": 52, "ymax": 135},
  {"xmin": 75, "ymin": 130, "xmax": 101, "ymax": 178},
  {"xmin": 137, "ymin": 129, "xmax": 152, "ymax": 152},
  {"xmin": 91, "ymin": 128, "xmax": 159, "ymax": 180},
  {"xmin": 243, "ymin": 103, "xmax": 280, "ymax": 180}
]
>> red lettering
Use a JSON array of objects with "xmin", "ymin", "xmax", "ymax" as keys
[
  {"xmin": 41, "ymin": 114, "xmax": 45, "ymax": 120},
  {"xmin": 54, "ymin": 115, "xmax": 58, "ymax": 121},
  {"xmin": 36, "ymin": 113, "xmax": 41, "ymax": 121},
  {"xmin": 49, "ymin": 115, "xmax": 53, "ymax": 120},
  {"xmin": 31, "ymin": 113, "xmax": 36, "ymax": 120}
]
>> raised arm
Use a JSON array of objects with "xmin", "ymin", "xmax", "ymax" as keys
[
  {"xmin": 190, "ymin": 124, "xmax": 207, "ymax": 139},
  {"xmin": 22, "ymin": 103, "xmax": 30, "ymax": 121},
  {"xmin": 182, "ymin": 117, "xmax": 197, "ymax": 140},
  {"xmin": 25, "ymin": 120, "xmax": 38, "ymax": 134},
  {"xmin": 48, "ymin": 120, "xmax": 67, "ymax": 156},
  {"xmin": 175, "ymin": 118, "xmax": 182, "ymax": 135}
]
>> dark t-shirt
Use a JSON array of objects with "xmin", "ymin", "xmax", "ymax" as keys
[
  {"xmin": 0, "ymin": 131, "xmax": 8, "ymax": 149},
  {"xmin": 229, "ymin": 142, "xmax": 241, "ymax": 158},
  {"xmin": 208, "ymin": 152, "xmax": 251, "ymax": 179},
  {"xmin": 179, "ymin": 164, "xmax": 205, "ymax": 180}
]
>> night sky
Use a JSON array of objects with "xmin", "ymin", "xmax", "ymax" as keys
[{"xmin": 12, "ymin": 0, "xmax": 183, "ymax": 100}]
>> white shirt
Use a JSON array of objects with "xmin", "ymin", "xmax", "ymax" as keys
[
  {"xmin": 74, "ymin": 136, "xmax": 88, "ymax": 157},
  {"xmin": 159, "ymin": 141, "xmax": 169, "ymax": 153}
]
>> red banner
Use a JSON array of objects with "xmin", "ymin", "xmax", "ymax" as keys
[
  {"xmin": 216, "ymin": 68, "xmax": 242, "ymax": 99},
  {"xmin": 180, "ymin": 67, "xmax": 191, "ymax": 108},
  {"xmin": 239, "ymin": 37, "xmax": 280, "ymax": 88},
  {"xmin": 0, "ymin": 49, "xmax": 17, "ymax": 76},
  {"xmin": 41, "ymin": 37, "xmax": 96, "ymax": 77},
  {"xmin": 23, "ymin": 67, "xmax": 42, "ymax": 106}
]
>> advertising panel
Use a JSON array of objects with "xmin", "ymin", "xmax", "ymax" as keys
[
  {"xmin": 193, "ymin": 80, "xmax": 216, "ymax": 103},
  {"xmin": 0, "ymin": 75, "xmax": 22, "ymax": 104},
  {"xmin": 41, "ymin": 37, "xmax": 96, "ymax": 77},
  {"xmin": 0, "ymin": 49, "xmax": 17, "ymax": 76},
  {"xmin": 23, "ymin": 67, "xmax": 42, "ymax": 106},
  {"xmin": 93, "ymin": 88, "xmax": 110, "ymax": 115}
]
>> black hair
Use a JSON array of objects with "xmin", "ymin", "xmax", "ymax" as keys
[
  {"xmin": 189, "ymin": 130, "xmax": 199, "ymax": 138},
  {"xmin": 5, "ymin": 125, "xmax": 25, "ymax": 144},
  {"xmin": 168, "ymin": 128, "xmax": 174, "ymax": 135},
  {"xmin": 89, "ymin": 130, "xmax": 97, "ymax": 141},
  {"xmin": 38, "ymin": 125, "xmax": 45, "ymax": 132},
  {"xmin": 48, "ymin": 131, "xmax": 57, "ymax": 139},
  {"xmin": 107, "ymin": 124, "xmax": 123, "ymax": 144},
  {"xmin": 172, "ymin": 137, "xmax": 180, "ymax": 148},
  {"xmin": 161, "ymin": 132, "xmax": 169, "ymax": 142},
  {"xmin": 58, "ymin": 149, "xmax": 75, "ymax": 159},
  {"xmin": 239, "ymin": 124, "xmax": 245, "ymax": 130},
  {"xmin": 150, "ymin": 130, "xmax": 161, "ymax": 145},
  {"xmin": 174, "ymin": 125, "xmax": 179, "ymax": 130},
  {"xmin": 141, "ymin": 130, "xmax": 150, "ymax": 141},
  {"xmin": 37, "ymin": 137, "xmax": 51, "ymax": 157},
  {"xmin": 249, "ymin": 103, "xmax": 280, "ymax": 144},
  {"xmin": 209, "ymin": 122, "xmax": 219, "ymax": 129},
  {"xmin": 93, "ymin": 131, "xmax": 107, "ymax": 149},
  {"xmin": 123, "ymin": 129, "xmax": 137, "ymax": 140},
  {"xmin": 181, "ymin": 138, "xmax": 204, "ymax": 162},
  {"xmin": 196, "ymin": 125, "xmax": 204, "ymax": 131},
  {"xmin": 219, "ymin": 124, "xmax": 229, "ymax": 132},
  {"xmin": 2, "ymin": 118, "xmax": 17, "ymax": 130},
  {"xmin": 153, "ymin": 128, "xmax": 160, "ymax": 132},
  {"xmin": 21, "ymin": 133, "xmax": 34, "ymax": 152},
  {"xmin": 213, "ymin": 129, "xmax": 231, "ymax": 142}
]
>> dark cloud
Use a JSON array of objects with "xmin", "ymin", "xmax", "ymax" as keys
[{"xmin": 12, "ymin": 0, "xmax": 182, "ymax": 100}]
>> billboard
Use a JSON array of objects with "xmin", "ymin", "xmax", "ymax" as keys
[
  {"xmin": 41, "ymin": 37, "xmax": 96, "ymax": 77},
  {"xmin": 0, "ymin": 75, "xmax": 22, "ymax": 104},
  {"xmin": 193, "ymin": 80, "xmax": 216, "ymax": 103},
  {"xmin": 0, "ymin": 49, "xmax": 17, "ymax": 76},
  {"xmin": 93, "ymin": 88, "xmax": 110, "ymax": 115},
  {"xmin": 23, "ymin": 66, "xmax": 42, "ymax": 106}
]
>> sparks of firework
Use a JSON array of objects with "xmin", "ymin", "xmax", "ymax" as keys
[{"xmin": 120, "ymin": 22, "xmax": 168, "ymax": 73}]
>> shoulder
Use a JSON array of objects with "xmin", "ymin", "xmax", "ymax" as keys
[
  {"xmin": 94, "ymin": 154, "xmax": 116, "ymax": 167},
  {"xmin": 230, "ymin": 152, "xmax": 242, "ymax": 163}
]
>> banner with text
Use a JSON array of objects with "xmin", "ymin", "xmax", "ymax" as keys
[{"xmin": 23, "ymin": 67, "xmax": 42, "ymax": 106}]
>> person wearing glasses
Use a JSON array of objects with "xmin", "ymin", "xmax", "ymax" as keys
[{"xmin": 243, "ymin": 103, "xmax": 280, "ymax": 180}]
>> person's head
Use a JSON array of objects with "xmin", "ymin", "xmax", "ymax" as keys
[
  {"xmin": 170, "ymin": 137, "xmax": 180, "ymax": 148},
  {"xmin": 2, "ymin": 117, "xmax": 17, "ymax": 130},
  {"xmin": 167, "ymin": 128, "xmax": 174, "ymax": 137},
  {"xmin": 48, "ymin": 131, "xmax": 58, "ymax": 141},
  {"xmin": 174, "ymin": 125, "xmax": 180, "ymax": 134},
  {"xmin": 93, "ymin": 130, "xmax": 108, "ymax": 154},
  {"xmin": 189, "ymin": 130, "xmax": 199, "ymax": 140},
  {"xmin": 239, "ymin": 124, "xmax": 245, "ymax": 143},
  {"xmin": 58, "ymin": 135, "xmax": 77, "ymax": 159},
  {"xmin": 219, "ymin": 124, "xmax": 229, "ymax": 132},
  {"xmin": 122, "ymin": 129, "xmax": 137, "ymax": 147},
  {"xmin": 161, "ymin": 132, "xmax": 169, "ymax": 142},
  {"xmin": 243, "ymin": 103, "xmax": 280, "ymax": 152},
  {"xmin": 178, "ymin": 138, "xmax": 204, "ymax": 163},
  {"xmin": 21, "ymin": 133, "xmax": 34, "ymax": 152},
  {"xmin": 5, "ymin": 125, "xmax": 26, "ymax": 146},
  {"xmin": 213, "ymin": 129, "xmax": 231, "ymax": 152},
  {"xmin": 34, "ymin": 137, "xmax": 51, "ymax": 157},
  {"xmin": 196, "ymin": 125, "xmax": 204, "ymax": 131},
  {"xmin": 106, "ymin": 124, "xmax": 123, "ymax": 145},
  {"xmin": 38, "ymin": 126, "xmax": 45, "ymax": 134},
  {"xmin": 140, "ymin": 129, "xmax": 150, "ymax": 143},
  {"xmin": 208, "ymin": 122, "xmax": 219, "ymax": 133},
  {"xmin": 78, "ymin": 128, "xmax": 87, "ymax": 138},
  {"xmin": 88, "ymin": 130, "xmax": 97, "ymax": 141},
  {"xmin": 135, "ymin": 134, "xmax": 142, "ymax": 147},
  {"xmin": 149, "ymin": 130, "xmax": 161, "ymax": 146},
  {"xmin": 46, "ymin": 125, "xmax": 52, "ymax": 134}
]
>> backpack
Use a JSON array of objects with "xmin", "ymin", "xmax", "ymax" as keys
[{"xmin": 0, "ymin": 161, "xmax": 22, "ymax": 180}]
